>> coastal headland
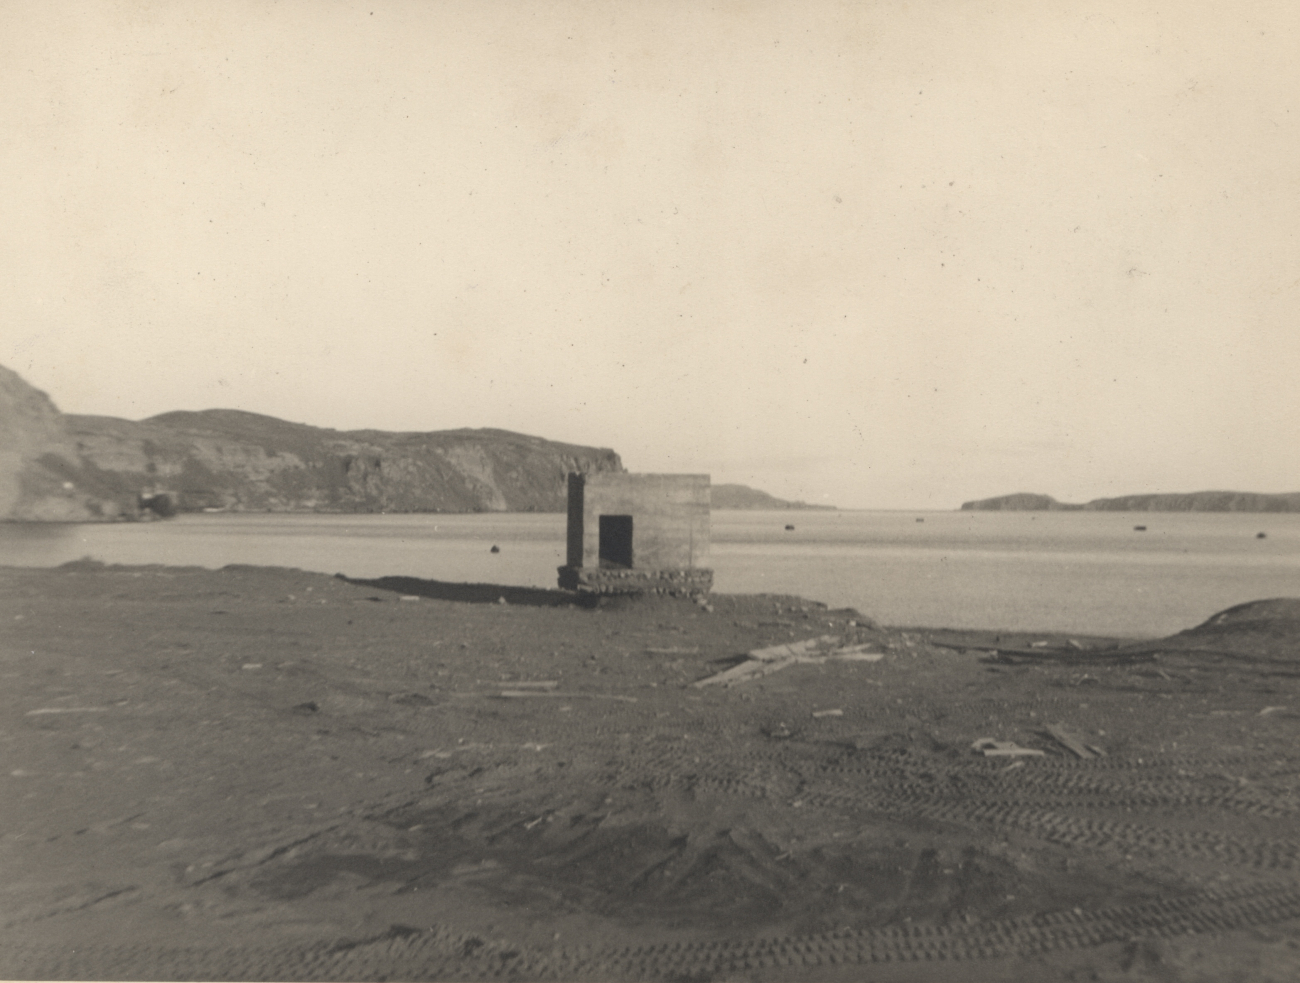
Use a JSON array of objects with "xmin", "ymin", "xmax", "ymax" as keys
[
  {"xmin": 3, "ymin": 562, "xmax": 1300, "ymax": 981},
  {"xmin": 0, "ymin": 364, "xmax": 826, "ymax": 522},
  {"xmin": 963, "ymin": 491, "xmax": 1300, "ymax": 512}
]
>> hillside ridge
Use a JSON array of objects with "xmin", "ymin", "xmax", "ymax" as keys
[
  {"xmin": 961, "ymin": 490, "xmax": 1300, "ymax": 512},
  {"xmin": 710, "ymin": 483, "xmax": 835, "ymax": 510},
  {"xmin": 0, "ymin": 365, "xmax": 623, "ymax": 521}
]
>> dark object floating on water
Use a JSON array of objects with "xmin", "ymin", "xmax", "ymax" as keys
[
  {"xmin": 1257, "ymin": 532, "xmax": 1267, "ymax": 539},
  {"xmin": 1133, "ymin": 525, "xmax": 1147, "ymax": 532},
  {"xmin": 784, "ymin": 524, "xmax": 795, "ymax": 531},
  {"xmin": 916, "ymin": 517, "xmax": 924, "ymax": 522},
  {"xmin": 490, "ymin": 545, "xmax": 500, "ymax": 553}
]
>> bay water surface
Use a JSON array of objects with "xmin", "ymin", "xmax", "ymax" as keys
[{"xmin": 2, "ymin": 510, "xmax": 1297, "ymax": 637}]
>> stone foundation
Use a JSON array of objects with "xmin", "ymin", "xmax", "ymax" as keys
[{"xmin": 557, "ymin": 565, "xmax": 713, "ymax": 597}]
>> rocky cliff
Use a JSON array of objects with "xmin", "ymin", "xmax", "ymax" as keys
[
  {"xmin": 0, "ymin": 364, "xmax": 129, "ymax": 521},
  {"xmin": 961, "ymin": 491, "xmax": 1300, "ymax": 512},
  {"xmin": 1, "ymin": 365, "xmax": 623, "ymax": 521}
]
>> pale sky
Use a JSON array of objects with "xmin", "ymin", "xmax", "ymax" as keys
[{"xmin": 3, "ymin": 1, "xmax": 1298, "ymax": 510}]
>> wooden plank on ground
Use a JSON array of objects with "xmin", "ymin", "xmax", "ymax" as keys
[
  {"xmin": 747, "ymin": 635, "xmax": 841, "ymax": 662},
  {"xmin": 1043, "ymin": 724, "xmax": 1099, "ymax": 759},
  {"xmin": 693, "ymin": 635, "xmax": 882, "ymax": 687},
  {"xmin": 692, "ymin": 656, "xmax": 802, "ymax": 688}
]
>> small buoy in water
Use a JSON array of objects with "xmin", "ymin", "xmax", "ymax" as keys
[
  {"xmin": 1133, "ymin": 525, "xmax": 1147, "ymax": 532},
  {"xmin": 490, "ymin": 545, "xmax": 500, "ymax": 553},
  {"xmin": 1257, "ymin": 532, "xmax": 1267, "ymax": 539}
]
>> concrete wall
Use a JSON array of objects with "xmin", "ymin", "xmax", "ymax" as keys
[
  {"xmin": 566, "ymin": 473, "xmax": 710, "ymax": 571},
  {"xmin": 565, "ymin": 474, "xmax": 586, "ymax": 568}
]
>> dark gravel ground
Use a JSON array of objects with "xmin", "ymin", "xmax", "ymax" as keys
[{"xmin": 3, "ymin": 562, "xmax": 1300, "ymax": 981}]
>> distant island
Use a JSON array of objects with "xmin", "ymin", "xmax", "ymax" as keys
[
  {"xmin": 961, "ymin": 491, "xmax": 1300, "ymax": 513},
  {"xmin": 1, "ymin": 363, "xmax": 814, "ymax": 522},
  {"xmin": 710, "ymin": 484, "xmax": 835, "ymax": 511}
]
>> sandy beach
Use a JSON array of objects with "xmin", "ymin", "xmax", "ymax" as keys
[{"xmin": 3, "ymin": 561, "xmax": 1300, "ymax": 981}]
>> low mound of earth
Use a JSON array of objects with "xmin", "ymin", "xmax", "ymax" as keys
[
  {"xmin": 1164, "ymin": 598, "xmax": 1300, "ymax": 660},
  {"xmin": 3, "ymin": 565, "xmax": 1300, "ymax": 981}
]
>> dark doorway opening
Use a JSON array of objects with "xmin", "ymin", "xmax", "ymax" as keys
[{"xmin": 599, "ymin": 514, "xmax": 634, "ymax": 568}]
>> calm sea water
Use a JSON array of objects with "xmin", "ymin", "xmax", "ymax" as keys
[{"xmin": 2, "ymin": 510, "xmax": 1297, "ymax": 637}]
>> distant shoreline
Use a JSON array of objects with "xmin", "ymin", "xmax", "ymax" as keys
[{"xmin": 961, "ymin": 490, "xmax": 1300, "ymax": 513}]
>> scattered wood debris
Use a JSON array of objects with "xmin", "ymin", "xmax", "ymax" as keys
[
  {"xmin": 972, "ymin": 738, "xmax": 1045, "ymax": 758},
  {"xmin": 692, "ymin": 636, "xmax": 883, "ymax": 688},
  {"xmin": 832, "ymin": 643, "xmax": 882, "ymax": 661},
  {"xmin": 1042, "ymin": 724, "xmax": 1106, "ymax": 759},
  {"xmin": 498, "ymin": 690, "xmax": 566, "ymax": 698},
  {"xmin": 497, "ymin": 690, "xmax": 637, "ymax": 702},
  {"xmin": 751, "ymin": 636, "xmax": 843, "ymax": 661}
]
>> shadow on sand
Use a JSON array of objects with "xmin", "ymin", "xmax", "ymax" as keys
[{"xmin": 341, "ymin": 574, "xmax": 593, "ymax": 608}]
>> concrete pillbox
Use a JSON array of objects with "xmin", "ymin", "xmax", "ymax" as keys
[{"xmin": 557, "ymin": 472, "xmax": 712, "ymax": 596}]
